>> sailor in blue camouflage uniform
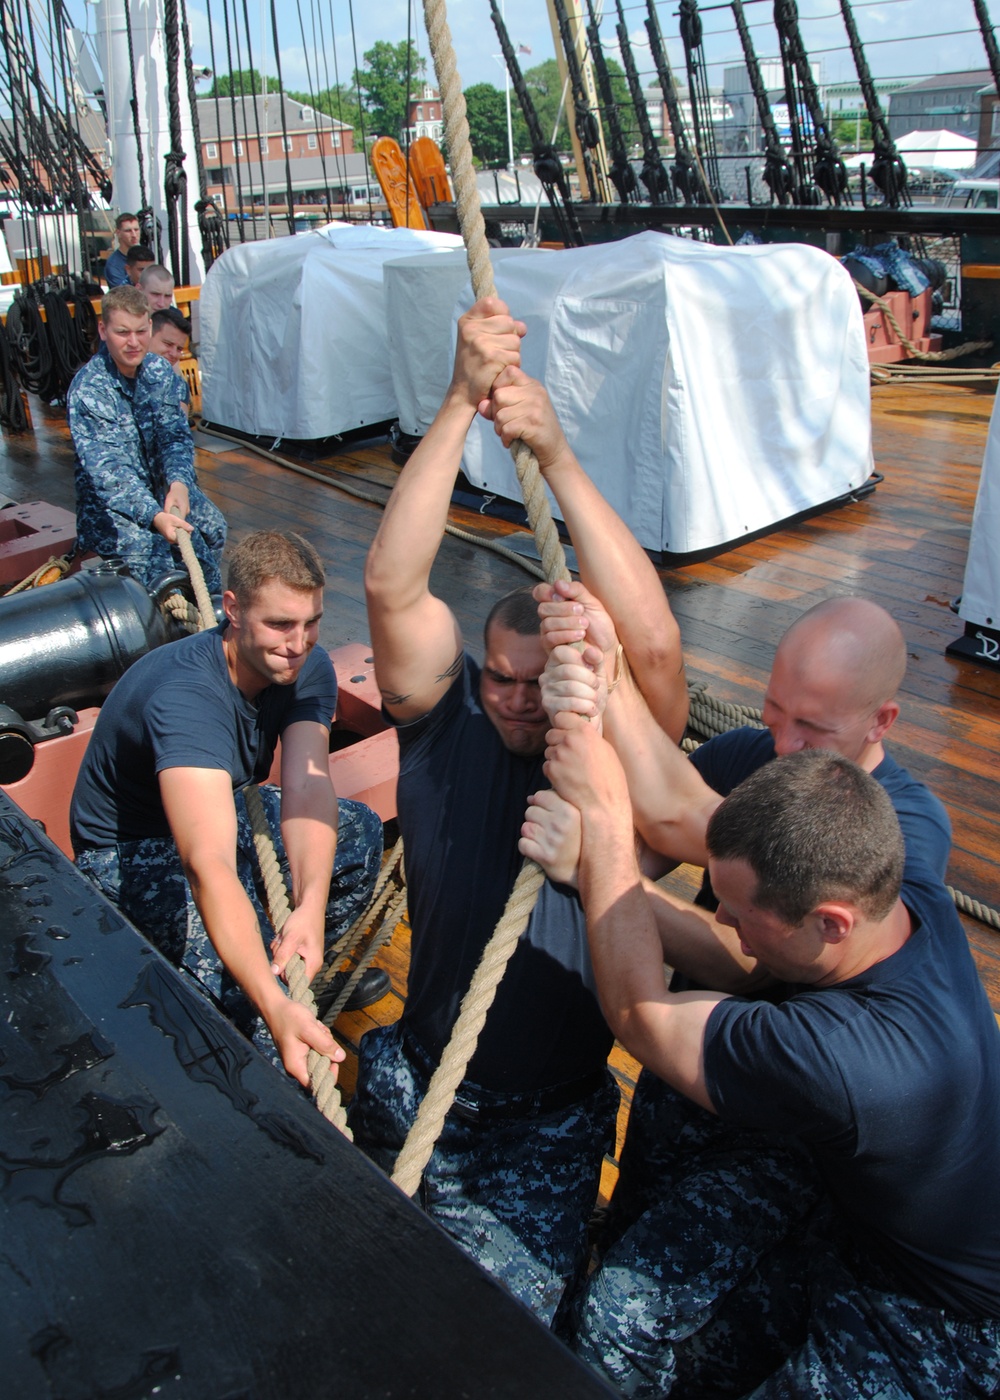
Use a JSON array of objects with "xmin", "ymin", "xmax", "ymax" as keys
[
  {"xmin": 71, "ymin": 530, "xmax": 386, "ymax": 1087},
  {"xmin": 531, "ymin": 737, "xmax": 1000, "ymax": 1398},
  {"xmin": 68, "ymin": 284, "xmax": 225, "ymax": 595}
]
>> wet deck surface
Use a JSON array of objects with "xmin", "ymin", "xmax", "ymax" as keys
[{"xmin": 3, "ymin": 376, "xmax": 999, "ymax": 1189}]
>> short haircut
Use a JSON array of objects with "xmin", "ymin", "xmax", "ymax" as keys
[
  {"xmin": 706, "ymin": 750, "xmax": 904, "ymax": 926},
  {"xmin": 101, "ymin": 285, "xmax": 150, "ymax": 321},
  {"xmin": 115, "ymin": 211, "xmax": 138, "ymax": 229},
  {"xmin": 151, "ymin": 306, "xmax": 191, "ymax": 337},
  {"xmin": 139, "ymin": 263, "xmax": 175, "ymax": 289},
  {"xmin": 227, "ymin": 530, "xmax": 325, "ymax": 606},
  {"xmin": 126, "ymin": 244, "xmax": 155, "ymax": 266},
  {"xmin": 484, "ymin": 586, "xmax": 539, "ymax": 642}
]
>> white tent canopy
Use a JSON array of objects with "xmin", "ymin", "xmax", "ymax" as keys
[
  {"xmin": 199, "ymin": 222, "xmax": 463, "ymax": 439},
  {"xmin": 894, "ymin": 129, "xmax": 977, "ymax": 170},
  {"xmin": 387, "ymin": 231, "xmax": 873, "ymax": 555}
]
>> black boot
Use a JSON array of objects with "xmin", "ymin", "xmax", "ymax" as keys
[{"xmin": 314, "ymin": 966, "xmax": 391, "ymax": 1020}]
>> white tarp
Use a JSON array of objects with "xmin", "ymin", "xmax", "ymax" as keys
[
  {"xmin": 388, "ymin": 230, "xmax": 872, "ymax": 555},
  {"xmin": 959, "ymin": 388, "xmax": 1000, "ymax": 636},
  {"xmin": 385, "ymin": 247, "xmax": 545, "ymax": 436},
  {"xmin": 199, "ymin": 222, "xmax": 463, "ymax": 439}
]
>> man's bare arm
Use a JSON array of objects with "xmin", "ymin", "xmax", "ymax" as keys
[
  {"xmin": 564, "ymin": 725, "xmax": 724, "ymax": 1112},
  {"xmin": 159, "ymin": 766, "xmax": 343, "ymax": 1087},
  {"xmin": 522, "ymin": 754, "xmax": 764, "ymax": 993},
  {"xmin": 365, "ymin": 299, "xmax": 525, "ymax": 722},
  {"xmin": 486, "ymin": 367, "xmax": 688, "ymax": 742},
  {"xmin": 270, "ymin": 720, "xmax": 339, "ymax": 984}
]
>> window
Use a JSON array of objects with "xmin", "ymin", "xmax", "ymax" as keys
[
  {"xmin": 307, "ymin": 132, "xmax": 317, "ymax": 149},
  {"xmin": 417, "ymin": 104, "xmax": 423, "ymax": 121},
  {"xmin": 206, "ymin": 141, "xmax": 217, "ymax": 159},
  {"xmin": 332, "ymin": 132, "xmax": 340, "ymax": 149},
  {"xmin": 260, "ymin": 137, "xmax": 269, "ymax": 154},
  {"xmin": 282, "ymin": 135, "xmax": 293, "ymax": 152},
  {"xmin": 233, "ymin": 140, "xmax": 243, "ymax": 156}
]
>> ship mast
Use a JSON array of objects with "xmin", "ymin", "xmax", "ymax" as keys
[{"xmin": 93, "ymin": 0, "xmax": 205, "ymax": 282}]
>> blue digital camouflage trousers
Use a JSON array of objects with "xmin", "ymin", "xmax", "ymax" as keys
[
  {"xmin": 87, "ymin": 489, "xmax": 227, "ymax": 596},
  {"xmin": 348, "ymin": 1019, "xmax": 619, "ymax": 1326},
  {"xmin": 575, "ymin": 1072, "xmax": 1000, "ymax": 1398},
  {"xmin": 75, "ymin": 787, "xmax": 382, "ymax": 1065}
]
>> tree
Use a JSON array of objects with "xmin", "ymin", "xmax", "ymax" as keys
[
  {"xmin": 464, "ymin": 82, "xmax": 528, "ymax": 166},
  {"xmin": 354, "ymin": 40, "xmax": 425, "ymax": 141},
  {"xmin": 208, "ymin": 68, "xmax": 280, "ymax": 99},
  {"xmin": 523, "ymin": 59, "xmax": 569, "ymax": 148},
  {"xmin": 834, "ymin": 115, "xmax": 872, "ymax": 150}
]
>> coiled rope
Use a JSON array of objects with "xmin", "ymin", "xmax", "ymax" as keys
[{"xmin": 389, "ymin": 0, "xmax": 574, "ymax": 1198}]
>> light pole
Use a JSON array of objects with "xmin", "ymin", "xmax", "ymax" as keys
[{"xmin": 492, "ymin": 52, "xmax": 515, "ymax": 170}]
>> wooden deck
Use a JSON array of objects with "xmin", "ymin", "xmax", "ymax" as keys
[{"xmin": 2, "ymin": 378, "xmax": 999, "ymax": 1186}]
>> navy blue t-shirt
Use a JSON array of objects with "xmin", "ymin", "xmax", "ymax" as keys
[
  {"xmin": 691, "ymin": 728, "xmax": 951, "ymax": 886},
  {"xmin": 705, "ymin": 860, "xmax": 1000, "ymax": 1318},
  {"xmin": 393, "ymin": 654, "xmax": 613, "ymax": 1093},
  {"xmin": 71, "ymin": 626, "xmax": 336, "ymax": 850}
]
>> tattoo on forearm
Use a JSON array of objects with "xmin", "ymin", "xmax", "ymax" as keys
[
  {"xmin": 380, "ymin": 687, "xmax": 412, "ymax": 705},
  {"xmin": 437, "ymin": 652, "xmax": 463, "ymax": 683}
]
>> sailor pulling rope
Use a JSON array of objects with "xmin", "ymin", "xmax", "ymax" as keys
[{"xmin": 388, "ymin": 0, "xmax": 579, "ymax": 1198}]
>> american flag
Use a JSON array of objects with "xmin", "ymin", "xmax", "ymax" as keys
[{"xmin": 518, "ymin": 44, "xmax": 532, "ymax": 55}]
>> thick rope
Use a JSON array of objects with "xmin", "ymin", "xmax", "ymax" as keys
[
  {"xmin": 318, "ymin": 836, "xmax": 405, "ymax": 976},
  {"xmin": 319, "ymin": 884, "xmax": 408, "ymax": 1026},
  {"xmin": 243, "ymin": 781, "xmax": 352, "ymax": 1136},
  {"xmin": 387, "ymin": 0, "xmax": 574, "ymax": 1197},
  {"xmin": 160, "ymin": 590, "xmax": 201, "ymax": 631},
  {"xmin": 853, "ymin": 278, "xmax": 993, "ymax": 367},
  {"xmin": 391, "ymin": 859, "xmax": 547, "ymax": 1196},
  {"xmin": 2, "ymin": 553, "xmax": 71, "ymax": 594},
  {"xmin": 172, "ymin": 521, "xmax": 216, "ymax": 630}
]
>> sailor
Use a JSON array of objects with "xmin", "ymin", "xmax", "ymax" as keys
[
  {"xmin": 353, "ymin": 297, "xmax": 687, "ymax": 1325},
  {"xmin": 139, "ymin": 263, "xmax": 177, "ymax": 311},
  {"xmin": 534, "ymin": 740, "xmax": 1000, "ymax": 1397},
  {"xmin": 149, "ymin": 307, "xmax": 193, "ymax": 415},
  {"xmin": 125, "ymin": 244, "xmax": 156, "ymax": 286},
  {"xmin": 104, "ymin": 211, "xmax": 140, "ymax": 288},
  {"xmin": 70, "ymin": 529, "xmax": 387, "ymax": 1085},
  {"xmin": 68, "ymin": 284, "xmax": 225, "ymax": 595},
  {"xmin": 533, "ymin": 590, "xmax": 953, "ymax": 1240}
]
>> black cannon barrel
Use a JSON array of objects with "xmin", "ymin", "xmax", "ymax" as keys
[{"xmin": 0, "ymin": 562, "xmax": 170, "ymax": 720}]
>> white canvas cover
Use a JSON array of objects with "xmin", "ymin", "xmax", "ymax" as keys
[
  {"xmin": 199, "ymin": 222, "xmax": 462, "ymax": 439},
  {"xmin": 388, "ymin": 230, "xmax": 872, "ymax": 555},
  {"xmin": 385, "ymin": 247, "xmax": 546, "ymax": 436},
  {"xmin": 959, "ymin": 388, "xmax": 1000, "ymax": 637}
]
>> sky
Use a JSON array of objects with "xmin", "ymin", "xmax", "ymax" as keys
[{"xmin": 63, "ymin": 0, "xmax": 1000, "ymax": 103}]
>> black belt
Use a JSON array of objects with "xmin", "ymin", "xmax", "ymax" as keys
[{"xmin": 401, "ymin": 1030, "xmax": 608, "ymax": 1126}]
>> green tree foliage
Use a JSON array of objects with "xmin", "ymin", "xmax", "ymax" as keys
[
  {"xmin": 517, "ymin": 57, "xmax": 635, "ymax": 154},
  {"xmin": 834, "ymin": 115, "xmax": 872, "ymax": 149},
  {"xmin": 523, "ymin": 59, "xmax": 568, "ymax": 147},
  {"xmin": 354, "ymin": 40, "xmax": 425, "ymax": 141},
  {"xmin": 208, "ymin": 68, "xmax": 280, "ymax": 98},
  {"xmin": 464, "ymin": 82, "xmax": 529, "ymax": 166}
]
